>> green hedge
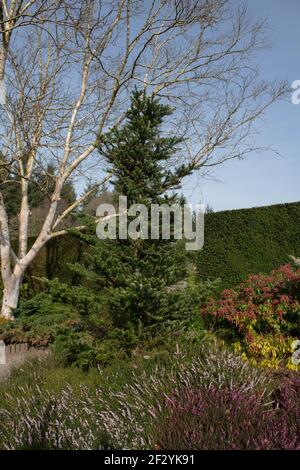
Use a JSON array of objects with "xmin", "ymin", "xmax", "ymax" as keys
[
  {"xmin": 23, "ymin": 235, "xmax": 83, "ymax": 293},
  {"xmin": 14, "ymin": 201, "xmax": 300, "ymax": 294},
  {"xmin": 195, "ymin": 201, "xmax": 300, "ymax": 288}
]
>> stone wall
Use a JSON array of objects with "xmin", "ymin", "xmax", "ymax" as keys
[{"xmin": 0, "ymin": 341, "xmax": 49, "ymax": 379}]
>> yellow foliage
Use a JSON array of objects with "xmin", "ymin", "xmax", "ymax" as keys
[{"xmin": 230, "ymin": 333, "xmax": 299, "ymax": 371}]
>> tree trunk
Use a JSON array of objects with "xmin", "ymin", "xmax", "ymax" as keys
[{"xmin": 1, "ymin": 275, "xmax": 22, "ymax": 320}]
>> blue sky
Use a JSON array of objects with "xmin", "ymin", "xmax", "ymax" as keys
[{"xmin": 184, "ymin": 0, "xmax": 300, "ymax": 212}]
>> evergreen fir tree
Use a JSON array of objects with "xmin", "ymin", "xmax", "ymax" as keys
[
  {"xmin": 100, "ymin": 89, "xmax": 185, "ymax": 206},
  {"xmin": 54, "ymin": 90, "xmax": 197, "ymax": 361},
  {"xmin": 96, "ymin": 89, "xmax": 191, "ymax": 326}
]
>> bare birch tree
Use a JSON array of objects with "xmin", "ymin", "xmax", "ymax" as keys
[{"xmin": 0, "ymin": 0, "xmax": 287, "ymax": 319}]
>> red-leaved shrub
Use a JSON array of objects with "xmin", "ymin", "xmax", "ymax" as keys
[{"xmin": 200, "ymin": 264, "xmax": 300, "ymax": 367}]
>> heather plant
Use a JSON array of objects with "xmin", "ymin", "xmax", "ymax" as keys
[
  {"xmin": 0, "ymin": 358, "xmax": 112, "ymax": 450},
  {"xmin": 156, "ymin": 376, "xmax": 300, "ymax": 450},
  {"xmin": 0, "ymin": 340, "xmax": 276, "ymax": 450},
  {"xmin": 270, "ymin": 371, "xmax": 300, "ymax": 449},
  {"xmin": 0, "ymin": 384, "xmax": 97, "ymax": 450},
  {"xmin": 201, "ymin": 264, "xmax": 300, "ymax": 369},
  {"xmin": 156, "ymin": 386, "xmax": 273, "ymax": 450},
  {"xmin": 91, "ymin": 340, "xmax": 274, "ymax": 449}
]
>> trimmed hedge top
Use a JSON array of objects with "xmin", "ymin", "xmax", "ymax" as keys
[{"xmin": 196, "ymin": 201, "xmax": 300, "ymax": 288}]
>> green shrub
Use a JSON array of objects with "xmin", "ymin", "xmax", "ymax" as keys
[
  {"xmin": 0, "ymin": 274, "xmax": 219, "ymax": 367},
  {"xmin": 0, "ymin": 293, "xmax": 80, "ymax": 347}
]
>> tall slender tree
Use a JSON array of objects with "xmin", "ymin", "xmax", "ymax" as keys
[{"xmin": 68, "ymin": 91, "xmax": 192, "ymax": 346}]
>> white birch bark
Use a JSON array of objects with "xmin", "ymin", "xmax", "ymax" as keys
[{"xmin": 0, "ymin": 0, "xmax": 287, "ymax": 318}]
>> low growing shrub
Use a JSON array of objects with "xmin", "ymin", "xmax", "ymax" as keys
[
  {"xmin": 201, "ymin": 264, "xmax": 300, "ymax": 369},
  {"xmin": 0, "ymin": 292, "xmax": 80, "ymax": 347},
  {"xmin": 0, "ymin": 277, "xmax": 218, "ymax": 368}
]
